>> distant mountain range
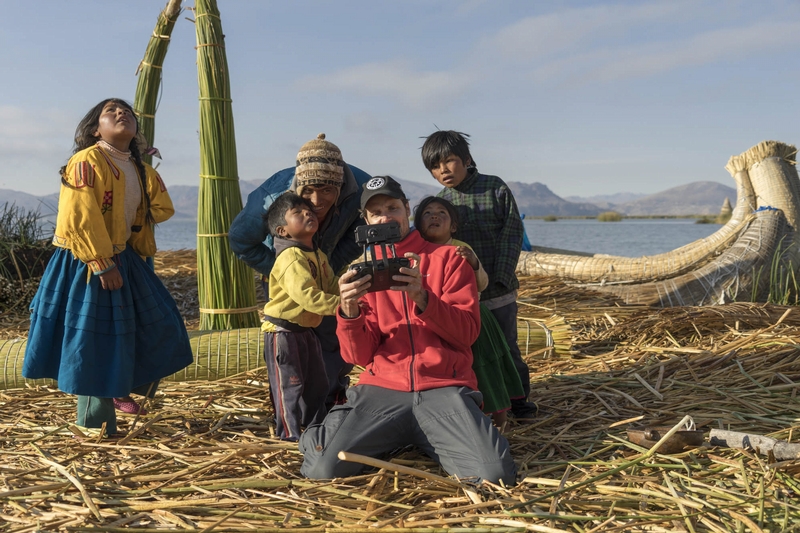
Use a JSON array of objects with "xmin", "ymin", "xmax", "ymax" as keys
[
  {"xmin": 608, "ymin": 181, "xmax": 736, "ymax": 216},
  {"xmin": 1, "ymin": 179, "xmax": 736, "ymax": 219}
]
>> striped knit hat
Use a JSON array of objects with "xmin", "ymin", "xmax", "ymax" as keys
[{"xmin": 295, "ymin": 133, "xmax": 345, "ymax": 198}]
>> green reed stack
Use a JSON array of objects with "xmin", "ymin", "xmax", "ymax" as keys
[
  {"xmin": 134, "ymin": 0, "xmax": 183, "ymax": 165},
  {"xmin": 194, "ymin": 0, "xmax": 259, "ymax": 329}
]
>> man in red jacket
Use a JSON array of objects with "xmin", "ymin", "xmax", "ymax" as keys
[{"xmin": 299, "ymin": 176, "xmax": 516, "ymax": 485}]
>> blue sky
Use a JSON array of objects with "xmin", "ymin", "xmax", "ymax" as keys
[{"xmin": 1, "ymin": 0, "xmax": 798, "ymax": 198}]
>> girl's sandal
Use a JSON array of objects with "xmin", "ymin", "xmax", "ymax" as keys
[{"xmin": 113, "ymin": 396, "xmax": 147, "ymax": 415}]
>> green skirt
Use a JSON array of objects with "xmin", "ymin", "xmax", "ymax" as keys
[{"xmin": 472, "ymin": 304, "xmax": 525, "ymax": 414}]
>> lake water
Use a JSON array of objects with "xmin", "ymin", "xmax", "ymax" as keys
[
  {"xmin": 522, "ymin": 218, "xmax": 720, "ymax": 256},
  {"xmin": 155, "ymin": 217, "xmax": 722, "ymax": 258}
]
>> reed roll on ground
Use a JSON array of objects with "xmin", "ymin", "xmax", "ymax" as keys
[
  {"xmin": 178, "ymin": 328, "xmax": 264, "ymax": 381},
  {"xmin": 134, "ymin": 0, "xmax": 183, "ymax": 165},
  {"xmin": 0, "ymin": 338, "xmax": 54, "ymax": 390},
  {"xmin": 194, "ymin": 0, "xmax": 258, "ymax": 330},
  {"xmin": 0, "ymin": 329, "xmax": 265, "ymax": 390}
]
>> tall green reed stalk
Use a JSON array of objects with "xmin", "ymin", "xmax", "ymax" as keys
[
  {"xmin": 134, "ymin": 0, "xmax": 183, "ymax": 166},
  {"xmin": 193, "ymin": 0, "xmax": 258, "ymax": 330}
]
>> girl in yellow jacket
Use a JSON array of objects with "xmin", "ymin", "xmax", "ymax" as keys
[{"xmin": 22, "ymin": 98, "xmax": 193, "ymax": 436}]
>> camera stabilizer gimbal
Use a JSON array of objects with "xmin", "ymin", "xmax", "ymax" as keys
[{"xmin": 348, "ymin": 222, "xmax": 410, "ymax": 292}]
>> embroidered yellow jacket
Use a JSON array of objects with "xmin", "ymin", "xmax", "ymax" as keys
[{"xmin": 53, "ymin": 145, "xmax": 174, "ymax": 273}]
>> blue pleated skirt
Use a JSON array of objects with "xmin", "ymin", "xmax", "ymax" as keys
[{"xmin": 22, "ymin": 247, "xmax": 194, "ymax": 397}]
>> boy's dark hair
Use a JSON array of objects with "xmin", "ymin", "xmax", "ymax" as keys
[
  {"xmin": 421, "ymin": 130, "xmax": 476, "ymax": 171},
  {"xmin": 414, "ymin": 196, "xmax": 459, "ymax": 233},
  {"xmin": 264, "ymin": 191, "xmax": 315, "ymax": 237}
]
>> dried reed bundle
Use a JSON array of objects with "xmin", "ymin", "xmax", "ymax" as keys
[
  {"xmin": 592, "ymin": 302, "xmax": 800, "ymax": 348},
  {"xmin": 193, "ymin": 0, "xmax": 258, "ymax": 329},
  {"xmin": 516, "ymin": 275, "xmax": 649, "ymax": 357},
  {"xmin": 133, "ymin": 0, "xmax": 183, "ymax": 165},
  {"xmin": 517, "ymin": 315, "xmax": 575, "ymax": 358}
]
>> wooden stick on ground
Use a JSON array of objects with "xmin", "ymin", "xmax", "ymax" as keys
[
  {"xmin": 709, "ymin": 429, "xmax": 800, "ymax": 460},
  {"xmin": 337, "ymin": 451, "xmax": 464, "ymax": 488}
]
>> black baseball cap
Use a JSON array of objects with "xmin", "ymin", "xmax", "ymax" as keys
[{"xmin": 360, "ymin": 175, "xmax": 407, "ymax": 211}]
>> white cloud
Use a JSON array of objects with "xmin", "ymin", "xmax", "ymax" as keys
[
  {"xmin": 283, "ymin": 3, "xmax": 800, "ymax": 116},
  {"xmin": 343, "ymin": 111, "xmax": 388, "ymax": 137},
  {"xmin": 0, "ymin": 105, "xmax": 73, "ymax": 157},
  {"xmin": 297, "ymin": 60, "xmax": 475, "ymax": 110},
  {"xmin": 448, "ymin": 0, "xmax": 800, "ymax": 89},
  {"xmin": 455, "ymin": 0, "xmax": 489, "ymax": 17},
  {"xmin": 482, "ymin": 2, "xmax": 686, "ymax": 62},
  {"xmin": 0, "ymin": 106, "xmax": 83, "ymax": 194},
  {"xmin": 530, "ymin": 19, "xmax": 800, "ymax": 84}
]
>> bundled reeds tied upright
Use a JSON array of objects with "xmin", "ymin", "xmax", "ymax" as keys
[
  {"xmin": 134, "ymin": 0, "xmax": 183, "ymax": 165},
  {"xmin": 193, "ymin": 0, "xmax": 258, "ymax": 329}
]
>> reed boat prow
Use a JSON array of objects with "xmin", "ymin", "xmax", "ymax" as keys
[{"xmin": 516, "ymin": 140, "xmax": 799, "ymax": 306}]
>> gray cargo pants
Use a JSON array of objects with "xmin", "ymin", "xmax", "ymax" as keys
[{"xmin": 299, "ymin": 384, "xmax": 517, "ymax": 485}]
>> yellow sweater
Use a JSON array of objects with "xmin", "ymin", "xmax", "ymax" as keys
[
  {"xmin": 52, "ymin": 145, "xmax": 174, "ymax": 273},
  {"xmin": 262, "ymin": 240, "xmax": 340, "ymax": 331}
]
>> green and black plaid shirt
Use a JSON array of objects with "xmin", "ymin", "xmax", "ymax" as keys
[{"xmin": 437, "ymin": 169, "xmax": 523, "ymax": 301}]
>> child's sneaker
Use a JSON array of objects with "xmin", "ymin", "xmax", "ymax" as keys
[
  {"xmin": 113, "ymin": 397, "xmax": 147, "ymax": 415},
  {"xmin": 510, "ymin": 399, "xmax": 539, "ymax": 421}
]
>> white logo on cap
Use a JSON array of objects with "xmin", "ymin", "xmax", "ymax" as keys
[{"xmin": 366, "ymin": 177, "xmax": 386, "ymax": 190}]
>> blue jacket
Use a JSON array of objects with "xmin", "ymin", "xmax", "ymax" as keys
[{"xmin": 229, "ymin": 164, "xmax": 372, "ymax": 277}]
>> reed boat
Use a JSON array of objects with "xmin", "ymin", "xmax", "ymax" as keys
[{"xmin": 516, "ymin": 140, "xmax": 799, "ymax": 306}]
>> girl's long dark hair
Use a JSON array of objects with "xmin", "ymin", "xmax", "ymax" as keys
[{"xmin": 60, "ymin": 98, "xmax": 153, "ymax": 224}]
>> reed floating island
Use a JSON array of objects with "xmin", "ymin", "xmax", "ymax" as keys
[
  {"xmin": 4, "ymin": 0, "xmax": 800, "ymax": 530},
  {"xmin": 4, "ymin": 296, "xmax": 800, "ymax": 531}
]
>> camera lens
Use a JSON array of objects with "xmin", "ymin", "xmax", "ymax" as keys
[{"xmin": 368, "ymin": 229, "xmax": 378, "ymax": 237}]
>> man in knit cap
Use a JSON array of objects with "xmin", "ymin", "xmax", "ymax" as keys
[
  {"xmin": 294, "ymin": 133, "xmax": 346, "ymax": 224},
  {"xmin": 230, "ymin": 134, "xmax": 371, "ymax": 409}
]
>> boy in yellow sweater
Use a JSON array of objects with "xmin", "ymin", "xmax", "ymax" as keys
[{"xmin": 262, "ymin": 192, "xmax": 340, "ymax": 440}]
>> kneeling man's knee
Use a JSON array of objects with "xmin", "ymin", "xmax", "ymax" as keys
[
  {"xmin": 299, "ymin": 420, "xmax": 363, "ymax": 480},
  {"xmin": 300, "ymin": 453, "xmax": 338, "ymax": 479},
  {"xmin": 299, "ymin": 428, "xmax": 336, "ymax": 479},
  {"xmin": 300, "ymin": 447, "xmax": 365, "ymax": 479},
  {"xmin": 477, "ymin": 458, "xmax": 517, "ymax": 486}
]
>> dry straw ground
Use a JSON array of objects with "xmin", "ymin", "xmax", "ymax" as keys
[{"xmin": 2, "ymin": 250, "xmax": 800, "ymax": 532}]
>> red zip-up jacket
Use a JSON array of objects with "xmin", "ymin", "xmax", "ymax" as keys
[{"xmin": 337, "ymin": 229, "xmax": 480, "ymax": 392}]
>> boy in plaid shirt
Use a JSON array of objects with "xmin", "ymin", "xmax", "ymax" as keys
[{"xmin": 421, "ymin": 130, "xmax": 538, "ymax": 420}]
